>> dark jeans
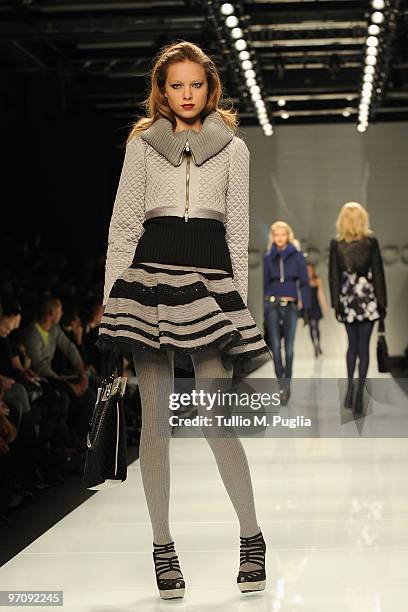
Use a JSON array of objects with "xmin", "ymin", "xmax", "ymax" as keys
[{"xmin": 264, "ymin": 301, "xmax": 298, "ymax": 389}]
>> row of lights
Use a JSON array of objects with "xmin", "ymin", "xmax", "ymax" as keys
[
  {"xmin": 357, "ymin": 0, "xmax": 386, "ymax": 132},
  {"xmin": 220, "ymin": 2, "xmax": 274, "ymax": 136}
]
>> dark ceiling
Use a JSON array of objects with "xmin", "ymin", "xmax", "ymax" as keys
[{"xmin": 1, "ymin": 0, "xmax": 407, "ymax": 129}]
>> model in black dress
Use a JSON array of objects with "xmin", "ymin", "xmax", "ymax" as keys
[{"xmin": 328, "ymin": 202, "xmax": 387, "ymax": 414}]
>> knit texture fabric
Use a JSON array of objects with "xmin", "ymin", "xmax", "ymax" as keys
[
  {"xmin": 140, "ymin": 109, "xmax": 234, "ymax": 166},
  {"xmin": 102, "ymin": 112, "xmax": 250, "ymax": 306},
  {"xmin": 132, "ymin": 216, "xmax": 233, "ymax": 273}
]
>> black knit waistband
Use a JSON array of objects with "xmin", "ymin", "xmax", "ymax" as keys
[{"xmin": 132, "ymin": 215, "xmax": 233, "ymax": 274}]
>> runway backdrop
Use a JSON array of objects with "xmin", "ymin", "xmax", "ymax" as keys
[{"xmin": 243, "ymin": 122, "xmax": 408, "ymax": 358}]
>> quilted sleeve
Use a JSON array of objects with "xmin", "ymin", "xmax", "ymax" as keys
[
  {"xmin": 103, "ymin": 135, "xmax": 146, "ymax": 306},
  {"xmin": 224, "ymin": 137, "xmax": 250, "ymax": 305}
]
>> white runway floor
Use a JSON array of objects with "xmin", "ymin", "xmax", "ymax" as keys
[{"xmin": 1, "ymin": 356, "xmax": 408, "ymax": 612}]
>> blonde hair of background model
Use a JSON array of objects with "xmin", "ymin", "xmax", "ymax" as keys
[
  {"xmin": 336, "ymin": 201, "xmax": 373, "ymax": 242},
  {"xmin": 266, "ymin": 220, "xmax": 301, "ymax": 252}
]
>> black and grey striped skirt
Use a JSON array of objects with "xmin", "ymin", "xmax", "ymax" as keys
[{"xmin": 96, "ymin": 216, "xmax": 272, "ymax": 381}]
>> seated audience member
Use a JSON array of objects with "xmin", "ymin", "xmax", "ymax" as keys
[
  {"xmin": 22, "ymin": 296, "xmax": 86, "ymax": 382},
  {"xmin": 22, "ymin": 296, "xmax": 95, "ymax": 448},
  {"xmin": 0, "ymin": 295, "xmax": 32, "ymax": 430}
]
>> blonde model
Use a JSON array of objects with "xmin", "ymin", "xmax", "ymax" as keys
[{"xmin": 329, "ymin": 202, "xmax": 387, "ymax": 413}]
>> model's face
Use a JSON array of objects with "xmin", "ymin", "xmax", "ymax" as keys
[
  {"xmin": 272, "ymin": 228, "xmax": 289, "ymax": 249},
  {"xmin": 52, "ymin": 302, "xmax": 63, "ymax": 324},
  {"xmin": 164, "ymin": 61, "xmax": 208, "ymax": 124}
]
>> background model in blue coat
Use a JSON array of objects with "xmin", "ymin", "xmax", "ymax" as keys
[{"xmin": 263, "ymin": 243, "xmax": 311, "ymax": 310}]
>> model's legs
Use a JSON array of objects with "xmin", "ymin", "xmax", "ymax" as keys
[
  {"xmin": 356, "ymin": 320, "xmax": 375, "ymax": 385},
  {"xmin": 265, "ymin": 304, "xmax": 284, "ymax": 387},
  {"xmin": 191, "ymin": 346, "xmax": 261, "ymax": 572},
  {"xmin": 345, "ymin": 322, "xmax": 358, "ymax": 381},
  {"xmin": 132, "ymin": 348, "xmax": 181, "ymax": 580},
  {"xmin": 282, "ymin": 304, "xmax": 298, "ymax": 388},
  {"xmin": 309, "ymin": 318, "xmax": 321, "ymax": 354}
]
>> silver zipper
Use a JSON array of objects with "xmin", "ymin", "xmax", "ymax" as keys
[
  {"xmin": 279, "ymin": 256, "xmax": 284, "ymax": 283},
  {"xmin": 184, "ymin": 140, "xmax": 191, "ymax": 222}
]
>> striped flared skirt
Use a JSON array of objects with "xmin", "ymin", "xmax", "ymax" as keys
[{"xmin": 96, "ymin": 216, "xmax": 272, "ymax": 381}]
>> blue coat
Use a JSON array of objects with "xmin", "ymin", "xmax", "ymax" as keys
[{"xmin": 263, "ymin": 243, "xmax": 311, "ymax": 309}]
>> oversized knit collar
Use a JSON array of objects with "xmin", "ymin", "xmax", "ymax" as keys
[{"xmin": 140, "ymin": 110, "xmax": 234, "ymax": 166}]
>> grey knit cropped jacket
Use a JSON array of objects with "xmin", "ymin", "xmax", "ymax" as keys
[{"xmin": 102, "ymin": 110, "xmax": 250, "ymax": 306}]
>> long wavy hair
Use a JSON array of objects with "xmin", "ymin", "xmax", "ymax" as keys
[
  {"xmin": 336, "ymin": 202, "xmax": 373, "ymax": 242},
  {"xmin": 126, "ymin": 40, "xmax": 238, "ymax": 142},
  {"xmin": 266, "ymin": 221, "xmax": 301, "ymax": 252}
]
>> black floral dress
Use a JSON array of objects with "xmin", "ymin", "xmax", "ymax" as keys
[
  {"xmin": 339, "ymin": 270, "xmax": 380, "ymax": 323},
  {"xmin": 329, "ymin": 236, "xmax": 387, "ymax": 325}
]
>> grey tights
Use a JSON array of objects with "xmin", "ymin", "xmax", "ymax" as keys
[{"xmin": 132, "ymin": 346, "xmax": 260, "ymax": 577}]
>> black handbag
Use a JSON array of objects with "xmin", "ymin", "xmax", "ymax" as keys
[
  {"xmin": 376, "ymin": 318, "xmax": 391, "ymax": 373},
  {"xmin": 83, "ymin": 349, "xmax": 128, "ymax": 490}
]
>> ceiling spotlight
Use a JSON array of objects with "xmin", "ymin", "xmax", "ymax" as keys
[
  {"xmin": 259, "ymin": 117, "xmax": 269, "ymax": 125},
  {"xmin": 368, "ymin": 24, "xmax": 381, "ymax": 35},
  {"xmin": 281, "ymin": 112, "xmax": 290, "ymax": 119},
  {"xmin": 363, "ymin": 73, "xmax": 374, "ymax": 82},
  {"xmin": 231, "ymin": 27, "xmax": 243, "ymax": 39},
  {"xmin": 359, "ymin": 102, "xmax": 369, "ymax": 110},
  {"xmin": 371, "ymin": 11, "xmax": 385, "ymax": 24},
  {"xmin": 241, "ymin": 59, "xmax": 253, "ymax": 70},
  {"xmin": 220, "ymin": 3, "xmax": 234, "ymax": 15},
  {"xmin": 239, "ymin": 50, "xmax": 250, "ymax": 61},
  {"xmin": 366, "ymin": 55, "xmax": 377, "ymax": 66},
  {"xmin": 364, "ymin": 65, "xmax": 375, "ymax": 75},
  {"xmin": 357, "ymin": 124, "xmax": 367, "ymax": 133},
  {"xmin": 371, "ymin": 0, "xmax": 385, "ymax": 9},
  {"xmin": 225, "ymin": 15, "xmax": 239, "ymax": 28},
  {"xmin": 255, "ymin": 99, "xmax": 265, "ymax": 108},
  {"xmin": 367, "ymin": 47, "xmax": 378, "ymax": 56},
  {"xmin": 250, "ymin": 84, "xmax": 260, "ymax": 94},
  {"xmin": 342, "ymin": 109, "xmax": 351, "ymax": 117},
  {"xmin": 263, "ymin": 124, "xmax": 273, "ymax": 135},
  {"xmin": 234, "ymin": 39, "xmax": 247, "ymax": 51},
  {"xmin": 367, "ymin": 35, "xmax": 379, "ymax": 46},
  {"xmin": 245, "ymin": 77, "xmax": 256, "ymax": 88},
  {"xmin": 244, "ymin": 69, "xmax": 256, "ymax": 79},
  {"xmin": 277, "ymin": 98, "xmax": 286, "ymax": 107},
  {"xmin": 251, "ymin": 92, "xmax": 261, "ymax": 101}
]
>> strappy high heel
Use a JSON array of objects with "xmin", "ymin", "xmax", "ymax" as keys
[
  {"xmin": 237, "ymin": 528, "xmax": 266, "ymax": 593},
  {"xmin": 152, "ymin": 541, "xmax": 185, "ymax": 599}
]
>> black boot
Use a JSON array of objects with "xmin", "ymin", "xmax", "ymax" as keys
[{"xmin": 344, "ymin": 380, "xmax": 354, "ymax": 409}]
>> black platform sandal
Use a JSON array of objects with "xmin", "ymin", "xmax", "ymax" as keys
[
  {"xmin": 152, "ymin": 541, "xmax": 185, "ymax": 600},
  {"xmin": 237, "ymin": 528, "xmax": 266, "ymax": 593}
]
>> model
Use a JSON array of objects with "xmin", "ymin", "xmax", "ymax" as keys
[
  {"xmin": 96, "ymin": 41, "xmax": 272, "ymax": 599},
  {"xmin": 306, "ymin": 262, "xmax": 329, "ymax": 358},
  {"xmin": 263, "ymin": 221, "xmax": 311, "ymax": 404},
  {"xmin": 328, "ymin": 202, "xmax": 387, "ymax": 414}
]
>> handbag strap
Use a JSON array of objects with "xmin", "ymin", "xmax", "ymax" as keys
[
  {"xmin": 101, "ymin": 347, "xmax": 124, "ymax": 381},
  {"xmin": 378, "ymin": 318, "xmax": 386, "ymax": 335}
]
